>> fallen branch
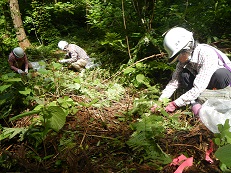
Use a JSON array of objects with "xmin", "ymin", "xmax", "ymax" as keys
[{"xmin": 102, "ymin": 52, "xmax": 166, "ymax": 83}]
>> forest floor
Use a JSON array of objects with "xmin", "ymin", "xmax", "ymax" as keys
[{"xmin": 1, "ymin": 90, "xmax": 223, "ymax": 173}]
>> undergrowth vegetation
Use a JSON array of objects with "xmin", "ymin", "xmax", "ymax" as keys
[
  {"xmin": 0, "ymin": 60, "xmax": 193, "ymax": 172},
  {"xmin": 1, "ymin": 57, "xmax": 230, "ymax": 172}
]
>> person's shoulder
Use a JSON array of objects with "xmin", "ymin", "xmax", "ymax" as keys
[
  {"xmin": 68, "ymin": 43, "xmax": 80, "ymax": 49},
  {"xmin": 195, "ymin": 44, "xmax": 216, "ymax": 53},
  {"xmin": 8, "ymin": 52, "xmax": 15, "ymax": 59}
]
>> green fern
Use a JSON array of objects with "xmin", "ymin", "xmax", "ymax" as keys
[{"xmin": 127, "ymin": 115, "xmax": 171, "ymax": 165}]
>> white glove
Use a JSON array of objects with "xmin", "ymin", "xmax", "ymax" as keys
[
  {"xmin": 25, "ymin": 69, "xmax": 28, "ymax": 73},
  {"xmin": 58, "ymin": 59, "xmax": 66, "ymax": 63},
  {"xmin": 17, "ymin": 69, "xmax": 24, "ymax": 74}
]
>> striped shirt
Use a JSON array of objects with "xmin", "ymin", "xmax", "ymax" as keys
[{"xmin": 160, "ymin": 44, "xmax": 231, "ymax": 107}]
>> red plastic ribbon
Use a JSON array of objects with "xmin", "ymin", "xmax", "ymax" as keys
[
  {"xmin": 205, "ymin": 140, "xmax": 214, "ymax": 163},
  {"xmin": 170, "ymin": 154, "xmax": 187, "ymax": 166},
  {"xmin": 170, "ymin": 154, "xmax": 193, "ymax": 173}
]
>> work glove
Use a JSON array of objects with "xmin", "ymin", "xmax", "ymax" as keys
[
  {"xmin": 58, "ymin": 59, "xmax": 66, "ymax": 63},
  {"xmin": 191, "ymin": 103, "xmax": 202, "ymax": 116},
  {"xmin": 151, "ymin": 103, "xmax": 158, "ymax": 113},
  {"xmin": 165, "ymin": 101, "xmax": 177, "ymax": 113},
  {"xmin": 17, "ymin": 69, "xmax": 25, "ymax": 74},
  {"xmin": 25, "ymin": 69, "xmax": 28, "ymax": 74}
]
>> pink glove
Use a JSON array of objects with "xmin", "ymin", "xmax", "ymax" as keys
[
  {"xmin": 165, "ymin": 101, "xmax": 177, "ymax": 112},
  {"xmin": 191, "ymin": 103, "xmax": 202, "ymax": 116},
  {"xmin": 151, "ymin": 103, "xmax": 158, "ymax": 113}
]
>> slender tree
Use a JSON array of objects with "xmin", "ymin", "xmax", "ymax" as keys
[{"xmin": 9, "ymin": 0, "xmax": 31, "ymax": 49}]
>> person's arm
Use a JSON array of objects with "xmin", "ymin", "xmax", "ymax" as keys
[
  {"xmin": 174, "ymin": 48, "xmax": 218, "ymax": 107},
  {"xmin": 59, "ymin": 45, "xmax": 79, "ymax": 64},
  {"xmin": 24, "ymin": 55, "xmax": 29, "ymax": 73},
  {"xmin": 8, "ymin": 53, "xmax": 19, "ymax": 73},
  {"xmin": 159, "ymin": 62, "xmax": 183, "ymax": 100}
]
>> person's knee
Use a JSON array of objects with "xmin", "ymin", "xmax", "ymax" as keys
[
  {"xmin": 208, "ymin": 68, "xmax": 231, "ymax": 89},
  {"xmin": 77, "ymin": 59, "xmax": 87, "ymax": 67},
  {"xmin": 180, "ymin": 69, "xmax": 195, "ymax": 90}
]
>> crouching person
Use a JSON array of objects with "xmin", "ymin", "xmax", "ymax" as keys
[
  {"xmin": 58, "ymin": 40, "xmax": 91, "ymax": 72},
  {"xmin": 8, "ymin": 47, "xmax": 30, "ymax": 75},
  {"xmin": 151, "ymin": 27, "xmax": 231, "ymax": 116}
]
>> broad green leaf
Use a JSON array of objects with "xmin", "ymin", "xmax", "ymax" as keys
[
  {"xmin": 9, "ymin": 110, "xmax": 41, "ymax": 121},
  {"xmin": 136, "ymin": 74, "xmax": 146, "ymax": 83},
  {"xmin": 34, "ymin": 104, "xmax": 44, "ymax": 111},
  {"xmin": 46, "ymin": 106, "xmax": 67, "ymax": 132},
  {"xmin": 38, "ymin": 68, "xmax": 49, "ymax": 74},
  {"xmin": 215, "ymin": 144, "xmax": 231, "ymax": 167},
  {"xmin": 48, "ymin": 101, "xmax": 57, "ymax": 107},
  {"xmin": 136, "ymin": 74, "xmax": 150, "ymax": 87},
  {"xmin": 0, "ymin": 84, "xmax": 11, "ymax": 92},
  {"xmin": 5, "ymin": 78, "xmax": 22, "ymax": 82},
  {"xmin": 123, "ymin": 67, "xmax": 135, "ymax": 74},
  {"xmin": 19, "ymin": 88, "xmax": 32, "ymax": 95},
  {"xmin": 52, "ymin": 62, "xmax": 62, "ymax": 69},
  {"xmin": 136, "ymin": 62, "xmax": 143, "ymax": 68},
  {"xmin": 214, "ymin": 138, "xmax": 221, "ymax": 146},
  {"xmin": 223, "ymin": 119, "xmax": 230, "ymax": 131}
]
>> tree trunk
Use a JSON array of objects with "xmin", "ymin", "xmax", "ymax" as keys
[{"xmin": 9, "ymin": 0, "xmax": 31, "ymax": 49}]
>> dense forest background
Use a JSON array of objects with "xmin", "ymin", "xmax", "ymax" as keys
[
  {"xmin": 1, "ymin": 0, "xmax": 231, "ymax": 172},
  {"xmin": 1, "ymin": 0, "xmax": 230, "ymax": 70}
]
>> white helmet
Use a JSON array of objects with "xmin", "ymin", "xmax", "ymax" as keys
[
  {"xmin": 58, "ymin": 41, "xmax": 68, "ymax": 50},
  {"xmin": 13, "ymin": 47, "xmax": 25, "ymax": 58},
  {"xmin": 163, "ymin": 27, "xmax": 194, "ymax": 63}
]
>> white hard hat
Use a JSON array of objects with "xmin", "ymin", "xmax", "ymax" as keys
[
  {"xmin": 163, "ymin": 27, "xmax": 194, "ymax": 63},
  {"xmin": 58, "ymin": 41, "xmax": 68, "ymax": 50},
  {"xmin": 13, "ymin": 47, "xmax": 25, "ymax": 58}
]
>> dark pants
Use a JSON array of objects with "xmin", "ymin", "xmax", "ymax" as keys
[{"xmin": 180, "ymin": 68, "xmax": 231, "ymax": 91}]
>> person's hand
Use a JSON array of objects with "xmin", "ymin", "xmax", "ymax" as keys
[
  {"xmin": 165, "ymin": 101, "xmax": 177, "ymax": 112},
  {"xmin": 151, "ymin": 103, "xmax": 158, "ymax": 113},
  {"xmin": 191, "ymin": 103, "xmax": 202, "ymax": 116},
  {"xmin": 58, "ymin": 59, "xmax": 65, "ymax": 63},
  {"xmin": 17, "ymin": 69, "xmax": 25, "ymax": 74},
  {"xmin": 25, "ymin": 69, "xmax": 28, "ymax": 74}
]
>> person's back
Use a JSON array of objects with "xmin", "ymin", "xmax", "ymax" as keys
[{"xmin": 66, "ymin": 44, "xmax": 90, "ymax": 61}]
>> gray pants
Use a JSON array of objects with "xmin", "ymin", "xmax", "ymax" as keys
[{"xmin": 181, "ymin": 68, "xmax": 231, "ymax": 90}]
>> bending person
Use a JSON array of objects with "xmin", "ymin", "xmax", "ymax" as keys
[
  {"xmin": 8, "ymin": 47, "xmax": 29, "ymax": 75},
  {"xmin": 58, "ymin": 40, "xmax": 92, "ymax": 72},
  {"xmin": 152, "ymin": 27, "xmax": 231, "ymax": 115}
]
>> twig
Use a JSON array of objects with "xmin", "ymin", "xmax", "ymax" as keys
[
  {"xmin": 0, "ymin": 145, "xmax": 13, "ymax": 155},
  {"xmin": 170, "ymin": 143, "xmax": 201, "ymax": 151},
  {"xmin": 102, "ymin": 52, "xmax": 165, "ymax": 83},
  {"xmin": 80, "ymin": 129, "xmax": 87, "ymax": 147},
  {"xmin": 121, "ymin": 0, "xmax": 132, "ymax": 59}
]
